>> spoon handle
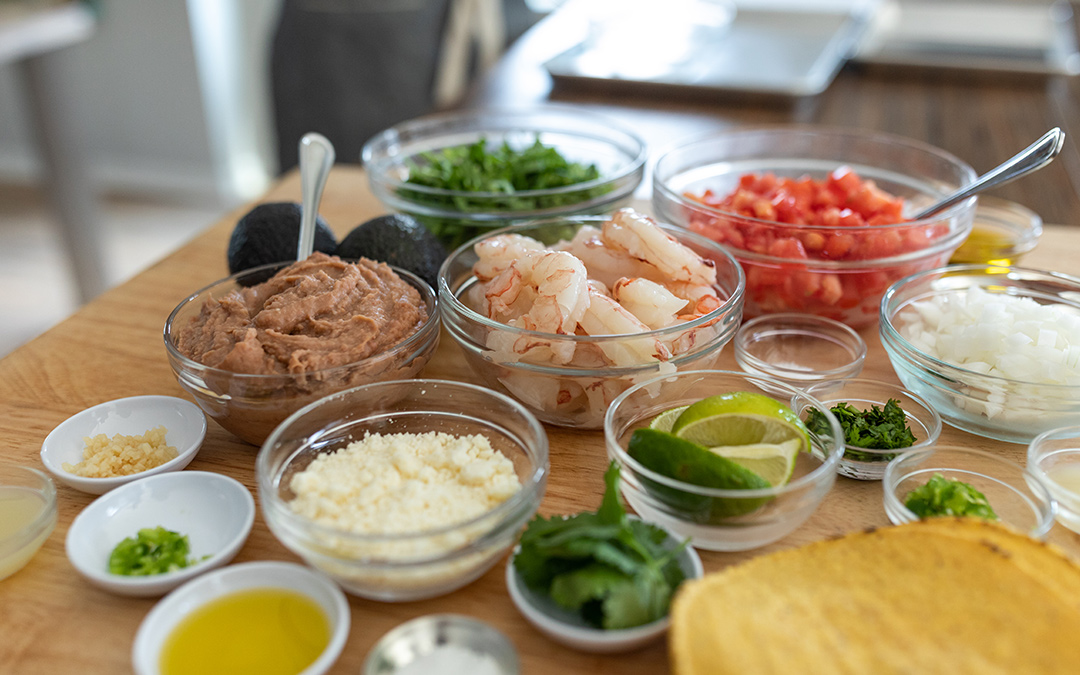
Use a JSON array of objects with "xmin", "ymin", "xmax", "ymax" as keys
[
  {"xmin": 911, "ymin": 127, "xmax": 1065, "ymax": 221},
  {"xmin": 297, "ymin": 132, "xmax": 336, "ymax": 260}
]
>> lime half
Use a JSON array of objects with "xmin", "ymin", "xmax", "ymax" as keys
[
  {"xmin": 670, "ymin": 392, "xmax": 810, "ymax": 452},
  {"xmin": 648, "ymin": 405, "xmax": 689, "ymax": 433}
]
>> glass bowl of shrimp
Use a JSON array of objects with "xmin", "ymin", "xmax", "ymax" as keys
[{"xmin": 438, "ymin": 209, "xmax": 746, "ymax": 429}]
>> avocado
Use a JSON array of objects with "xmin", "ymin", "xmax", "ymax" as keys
[
  {"xmin": 335, "ymin": 214, "xmax": 448, "ymax": 288},
  {"xmin": 227, "ymin": 202, "xmax": 337, "ymax": 282}
]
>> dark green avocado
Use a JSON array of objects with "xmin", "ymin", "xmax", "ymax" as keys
[
  {"xmin": 335, "ymin": 214, "xmax": 448, "ymax": 288},
  {"xmin": 227, "ymin": 202, "xmax": 337, "ymax": 281}
]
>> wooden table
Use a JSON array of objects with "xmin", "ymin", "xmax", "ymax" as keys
[{"xmin": 2, "ymin": 162, "xmax": 1079, "ymax": 674}]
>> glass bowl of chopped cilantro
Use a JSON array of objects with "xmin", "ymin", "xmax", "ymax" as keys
[
  {"xmin": 880, "ymin": 264, "xmax": 1080, "ymax": 444},
  {"xmin": 362, "ymin": 107, "xmax": 646, "ymax": 250},
  {"xmin": 883, "ymin": 445, "xmax": 1056, "ymax": 539},
  {"xmin": 796, "ymin": 378, "xmax": 941, "ymax": 481},
  {"xmin": 604, "ymin": 369, "xmax": 845, "ymax": 552}
]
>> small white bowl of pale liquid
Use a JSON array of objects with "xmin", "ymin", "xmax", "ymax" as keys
[
  {"xmin": 1028, "ymin": 426, "xmax": 1080, "ymax": 534},
  {"xmin": 0, "ymin": 465, "xmax": 58, "ymax": 581}
]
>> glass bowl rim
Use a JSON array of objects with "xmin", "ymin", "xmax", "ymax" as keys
[
  {"xmin": 603, "ymin": 368, "xmax": 845, "ymax": 499},
  {"xmin": 652, "ymin": 123, "xmax": 978, "ymax": 231},
  {"xmin": 882, "ymin": 444, "xmax": 1057, "ymax": 537},
  {"xmin": 879, "ymin": 263, "xmax": 1080, "ymax": 390},
  {"xmin": 256, "ymin": 378, "xmax": 549, "ymax": 558},
  {"xmin": 734, "ymin": 312, "xmax": 868, "ymax": 381},
  {"xmin": 361, "ymin": 105, "xmax": 648, "ymax": 199},
  {"xmin": 437, "ymin": 214, "xmax": 746, "ymax": 343},
  {"xmin": 163, "ymin": 260, "xmax": 440, "ymax": 383}
]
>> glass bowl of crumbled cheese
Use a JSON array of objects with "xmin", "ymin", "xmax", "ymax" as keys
[
  {"xmin": 880, "ymin": 265, "xmax": 1080, "ymax": 444},
  {"xmin": 256, "ymin": 379, "xmax": 549, "ymax": 601}
]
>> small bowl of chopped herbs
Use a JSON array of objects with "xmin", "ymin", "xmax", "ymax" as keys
[
  {"xmin": 65, "ymin": 471, "xmax": 255, "ymax": 596},
  {"xmin": 362, "ymin": 107, "xmax": 646, "ymax": 250},
  {"xmin": 797, "ymin": 378, "xmax": 941, "ymax": 481},
  {"xmin": 883, "ymin": 445, "xmax": 1056, "ymax": 540},
  {"xmin": 506, "ymin": 463, "xmax": 703, "ymax": 653}
]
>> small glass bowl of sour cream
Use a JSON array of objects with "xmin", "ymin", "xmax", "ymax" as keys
[{"xmin": 1028, "ymin": 425, "xmax": 1080, "ymax": 534}]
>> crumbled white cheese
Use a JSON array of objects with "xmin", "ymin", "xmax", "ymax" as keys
[{"xmin": 288, "ymin": 431, "xmax": 521, "ymax": 536}]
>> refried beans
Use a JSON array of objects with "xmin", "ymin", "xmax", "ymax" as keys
[{"xmin": 177, "ymin": 252, "xmax": 428, "ymax": 375}]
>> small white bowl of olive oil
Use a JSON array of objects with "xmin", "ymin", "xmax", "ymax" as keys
[{"xmin": 132, "ymin": 561, "xmax": 350, "ymax": 675}]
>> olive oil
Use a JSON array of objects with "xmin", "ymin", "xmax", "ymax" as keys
[
  {"xmin": 949, "ymin": 226, "xmax": 1018, "ymax": 266},
  {"xmin": 160, "ymin": 587, "xmax": 330, "ymax": 675}
]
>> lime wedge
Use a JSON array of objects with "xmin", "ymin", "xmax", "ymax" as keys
[
  {"xmin": 670, "ymin": 392, "xmax": 810, "ymax": 452},
  {"xmin": 709, "ymin": 438, "xmax": 801, "ymax": 488},
  {"xmin": 648, "ymin": 405, "xmax": 689, "ymax": 432}
]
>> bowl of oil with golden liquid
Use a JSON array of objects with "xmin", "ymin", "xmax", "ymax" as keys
[{"xmin": 949, "ymin": 196, "xmax": 1042, "ymax": 266}]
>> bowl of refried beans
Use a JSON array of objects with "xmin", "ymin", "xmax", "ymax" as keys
[
  {"xmin": 256, "ymin": 378, "xmax": 549, "ymax": 601},
  {"xmin": 164, "ymin": 252, "xmax": 439, "ymax": 445}
]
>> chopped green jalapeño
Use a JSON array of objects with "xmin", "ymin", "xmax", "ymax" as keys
[
  {"xmin": 903, "ymin": 473, "xmax": 998, "ymax": 521},
  {"xmin": 108, "ymin": 526, "xmax": 201, "ymax": 576}
]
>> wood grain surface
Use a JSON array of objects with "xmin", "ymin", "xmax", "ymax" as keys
[{"xmin": 1, "ymin": 163, "xmax": 1079, "ymax": 674}]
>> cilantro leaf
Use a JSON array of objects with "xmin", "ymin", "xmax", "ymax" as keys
[
  {"xmin": 806, "ymin": 399, "xmax": 917, "ymax": 462},
  {"xmin": 512, "ymin": 462, "xmax": 688, "ymax": 631},
  {"xmin": 904, "ymin": 473, "xmax": 998, "ymax": 520}
]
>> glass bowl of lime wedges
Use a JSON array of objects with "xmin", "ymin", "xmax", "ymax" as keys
[{"xmin": 604, "ymin": 369, "xmax": 844, "ymax": 552}]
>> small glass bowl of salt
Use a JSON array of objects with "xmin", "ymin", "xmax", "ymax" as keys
[{"xmin": 363, "ymin": 614, "xmax": 518, "ymax": 675}]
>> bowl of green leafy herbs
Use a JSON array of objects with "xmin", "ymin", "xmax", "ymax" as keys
[
  {"xmin": 797, "ymin": 378, "xmax": 941, "ymax": 481},
  {"xmin": 506, "ymin": 463, "xmax": 703, "ymax": 653},
  {"xmin": 361, "ymin": 107, "xmax": 646, "ymax": 250}
]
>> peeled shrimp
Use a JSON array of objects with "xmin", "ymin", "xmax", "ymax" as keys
[
  {"xmin": 561, "ymin": 225, "xmax": 658, "ymax": 288},
  {"xmin": 473, "ymin": 233, "xmax": 545, "ymax": 281},
  {"xmin": 579, "ymin": 289, "xmax": 672, "ymax": 364},
  {"xmin": 611, "ymin": 277, "xmax": 687, "ymax": 329},
  {"xmin": 662, "ymin": 280, "xmax": 723, "ymax": 317},
  {"xmin": 602, "ymin": 208, "xmax": 717, "ymax": 285}
]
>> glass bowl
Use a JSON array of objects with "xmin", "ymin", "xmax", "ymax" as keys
[
  {"xmin": 0, "ymin": 466, "xmax": 57, "ymax": 581},
  {"xmin": 733, "ymin": 313, "xmax": 866, "ymax": 396},
  {"xmin": 880, "ymin": 264, "xmax": 1080, "ymax": 444},
  {"xmin": 1027, "ymin": 425, "xmax": 1080, "ymax": 535},
  {"xmin": 164, "ymin": 260, "xmax": 440, "ymax": 446},
  {"xmin": 438, "ymin": 215, "xmax": 745, "ymax": 429},
  {"xmin": 799, "ymin": 378, "xmax": 941, "ymax": 481},
  {"xmin": 362, "ymin": 106, "xmax": 647, "ymax": 250},
  {"xmin": 256, "ymin": 379, "xmax": 548, "ymax": 601},
  {"xmin": 883, "ymin": 446, "xmax": 1056, "ymax": 540},
  {"xmin": 949, "ymin": 196, "xmax": 1043, "ymax": 266},
  {"xmin": 604, "ymin": 369, "xmax": 844, "ymax": 551},
  {"xmin": 653, "ymin": 126, "xmax": 977, "ymax": 328}
]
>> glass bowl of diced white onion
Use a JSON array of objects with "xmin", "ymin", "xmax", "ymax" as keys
[{"xmin": 880, "ymin": 265, "xmax": 1080, "ymax": 444}]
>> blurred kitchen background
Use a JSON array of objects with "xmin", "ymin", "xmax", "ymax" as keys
[{"xmin": 0, "ymin": 0, "xmax": 1072, "ymax": 357}]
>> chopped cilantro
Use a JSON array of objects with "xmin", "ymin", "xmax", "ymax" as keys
[
  {"xmin": 806, "ymin": 399, "xmax": 917, "ymax": 463},
  {"xmin": 903, "ymin": 473, "xmax": 998, "ymax": 520},
  {"xmin": 108, "ymin": 526, "xmax": 201, "ymax": 576},
  {"xmin": 513, "ymin": 462, "xmax": 687, "ymax": 630},
  {"xmin": 400, "ymin": 138, "xmax": 610, "ymax": 249}
]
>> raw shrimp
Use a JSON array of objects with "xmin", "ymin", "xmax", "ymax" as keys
[
  {"xmin": 579, "ymin": 289, "xmax": 672, "ymax": 364},
  {"xmin": 473, "ymin": 233, "xmax": 545, "ymax": 281},
  {"xmin": 611, "ymin": 277, "xmax": 687, "ymax": 329},
  {"xmin": 602, "ymin": 208, "xmax": 717, "ymax": 285},
  {"xmin": 662, "ymin": 280, "xmax": 723, "ymax": 317},
  {"xmin": 562, "ymin": 224, "xmax": 658, "ymax": 288},
  {"xmin": 483, "ymin": 263, "xmax": 535, "ymax": 323}
]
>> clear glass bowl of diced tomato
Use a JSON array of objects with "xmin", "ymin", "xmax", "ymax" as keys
[{"xmin": 652, "ymin": 127, "xmax": 978, "ymax": 328}]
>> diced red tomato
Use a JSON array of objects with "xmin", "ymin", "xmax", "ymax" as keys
[{"xmin": 683, "ymin": 168, "xmax": 951, "ymax": 327}]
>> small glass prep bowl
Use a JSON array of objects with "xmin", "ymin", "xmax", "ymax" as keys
[
  {"xmin": 0, "ymin": 466, "xmax": 57, "ymax": 581},
  {"xmin": 438, "ymin": 215, "xmax": 745, "ymax": 429},
  {"xmin": 363, "ymin": 615, "xmax": 519, "ymax": 675},
  {"xmin": 880, "ymin": 264, "xmax": 1080, "ymax": 444},
  {"xmin": 1027, "ymin": 425, "xmax": 1080, "ymax": 535},
  {"xmin": 799, "ymin": 378, "xmax": 941, "ymax": 481},
  {"xmin": 256, "ymin": 379, "xmax": 549, "ymax": 601},
  {"xmin": 653, "ymin": 126, "xmax": 977, "ymax": 328},
  {"xmin": 883, "ymin": 446, "xmax": 1055, "ymax": 540},
  {"xmin": 164, "ymin": 261, "xmax": 440, "ymax": 446},
  {"xmin": 604, "ymin": 369, "xmax": 844, "ymax": 552},
  {"xmin": 362, "ymin": 107, "xmax": 647, "ymax": 250},
  {"xmin": 949, "ymin": 196, "xmax": 1043, "ymax": 266},
  {"xmin": 733, "ymin": 313, "xmax": 866, "ymax": 395}
]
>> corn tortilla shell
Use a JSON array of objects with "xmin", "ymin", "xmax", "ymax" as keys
[{"xmin": 671, "ymin": 519, "xmax": 1080, "ymax": 674}]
